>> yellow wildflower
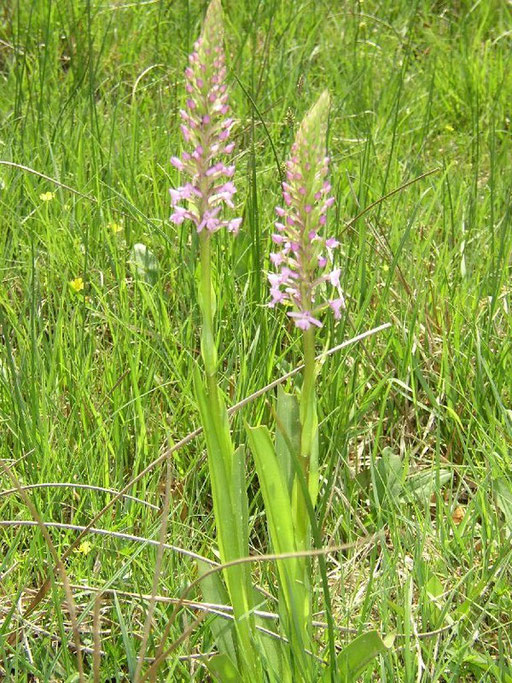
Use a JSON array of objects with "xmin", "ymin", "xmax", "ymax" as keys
[
  {"xmin": 77, "ymin": 540, "xmax": 92, "ymax": 555},
  {"xmin": 69, "ymin": 277, "xmax": 84, "ymax": 293},
  {"xmin": 108, "ymin": 221, "xmax": 123, "ymax": 234},
  {"xmin": 39, "ymin": 191, "xmax": 55, "ymax": 202}
]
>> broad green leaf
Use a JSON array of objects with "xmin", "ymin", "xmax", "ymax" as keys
[
  {"xmin": 205, "ymin": 653, "xmax": 241, "ymax": 682},
  {"xmin": 494, "ymin": 477, "xmax": 512, "ymax": 537},
  {"xmin": 324, "ymin": 630, "xmax": 393, "ymax": 682},
  {"xmin": 129, "ymin": 242, "xmax": 158, "ymax": 285},
  {"xmin": 193, "ymin": 367, "xmax": 235, "ymax": 566},
  {"xmin": 375, "ymin": 448, "xmax": 403, "ymax": 504},
  {"xmin": 197, "ymin": 559, "xmax": 237, "ymax": 663},
  {"xmin": 246, "ymin": 425, "xmax": 297, "ymax": 560},
  {"xmin": 275, "ymin": 386, "xmax": 300, "ymax": 496},
  {"xmin": 406, "ymin": 468, "xmax": 452, "ymax": 501},
  {"xmin": 194, "ymin": 368, "xmax": 259, "ymax": 677},
  {"xmin": 246, "ymin": 424, "xmax": 310, "ymax": 659}
]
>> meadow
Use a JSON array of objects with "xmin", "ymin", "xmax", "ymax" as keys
[{"xmin": 1, "ymin": 0, "xmax": 511, "ymax": 680}]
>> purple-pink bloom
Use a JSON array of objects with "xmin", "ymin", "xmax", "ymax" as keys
[
  {"xmin": 267, "ymin": 91, "xmax": 345, "ymax": 330},
  {"xmin": 329, "ymin": 297, "xmax": 345, "ymax": 319},
  {"xmin": 288, "ymin": 311, "xmax": 323, "ymax": 330},
  {"xmin": 169, "ymin": 0, "xmax": 241, "ymax": 236}
]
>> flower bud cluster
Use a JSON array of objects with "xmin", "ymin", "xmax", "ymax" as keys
[
  {"xmin": 268, "ymin": 92, "xmax": 344, "ymax": 330},
  {"xmin": 170, "ymin": 0, "xmax": 241, "ymax": 235}
]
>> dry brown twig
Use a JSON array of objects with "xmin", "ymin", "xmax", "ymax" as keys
[{"xmin": 0, "ymin": 460, "xmax": 85, "ymax": 681}]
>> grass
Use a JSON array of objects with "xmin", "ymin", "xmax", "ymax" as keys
[{"xmin": 1, "ymin": 0, "xmax": 512, "ymax": 679}]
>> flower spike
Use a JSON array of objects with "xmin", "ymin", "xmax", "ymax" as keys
[
  {"xmin": 169, "ymin": 0, "xmax": 241, "ymax": 236},
  {"xmin": 268, "ymin": 91, "xmax": 344, "ymax": 329}
]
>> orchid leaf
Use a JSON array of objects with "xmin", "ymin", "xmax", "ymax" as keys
[
  {"xmin": 245, "ymin": 424, "xmax": 311, "ymax": 667},
  {"xmin": 197, "ymin": 560, "xmax": 237, "ymax": 664},
  {"xmin": 323, "ymin": 630, "xmax": 393, "ymax": 682},
  {"xmin": 276, "ymin": 386, "xmax": 300, "ymax": 496},
  {"xmin": 205, "ymin": 653, "xmax": 241, "ymax": 682}
]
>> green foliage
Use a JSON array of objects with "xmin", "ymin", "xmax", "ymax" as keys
[
  {"xmin": 129, "ymin": 243, "xmax": 159, "ymax": 285},
  {"xmin": 275, "ymin": 386, "xmax": 300, "ymax": 496},
  {"xmin": 0, "ymin": 0, "xmax": 511, "ymax": 679},
  {"xmin": 323, "ymin": 631, "xmax": 395, "ymax": 682},
  {"xmin": 205, "ymin": 654, "xmax": 241, "ymax": 682},
  {"xmin": 246, "ymin": 425, "xmax": 310, "ymax": 652},
  {"xmin": 194, "ymin": 367, "xmax": 260, "ymax": 678}
]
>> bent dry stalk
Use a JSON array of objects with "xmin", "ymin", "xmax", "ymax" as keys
[{"xmin": 169, "ymin": 0, "xmax": 259, "ymax": 678}]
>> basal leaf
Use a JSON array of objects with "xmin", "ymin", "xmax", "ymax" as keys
[
  {"xmin": 197, "ymin": 560, "xmax": 237, "ymax": 663},
  {"xmin": 245, "ymin": 424, "xmax": 310, "ymax": 660},
  {"xmin": 205, "ymin": 653, "xmax": 241, "ymax": 682},
  {"xmin": 327, "ymin": 630, "xmax": 393, "ymax": 682},
  {"xmin": 275, "ymin": 386, "xmax": 300, "ymax": 496},
  {"xmin": 494, "ymin": 476, "xmax": 512, "ymax": 537}
]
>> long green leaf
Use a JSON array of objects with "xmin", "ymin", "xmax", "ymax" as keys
[
  {"xmin": 325, "ymin": 631, "xmax": 393, "ymax": 682},
  {"xmin": 193, "ymin": 367, "xmax": 259, "ymax": 678},
  {"xmin": 197, "ymin": 559, "xmax": 237, "ymax": 664},
  {"xmin": 276, "ymin": 386, "xmax": 300, "ymax": 496},
  {"xmin": 246, "ymin": 425, "xmax": 311, "ymax": 667},
  {"xmin": 246, "ymin": 425, "xmax": 298, "ymax": 559},
  {"xmin": 206, "ymin": 653, "xmax": 242, "ymax": 682},
  {"xmin": 193, "ymin": 367, "xmax": 236, "ymax": 567}
]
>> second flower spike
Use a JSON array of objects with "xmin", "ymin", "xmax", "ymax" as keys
[{"xmin": 268, "ymin": 91, "xmax": 345, "ymax": 329}]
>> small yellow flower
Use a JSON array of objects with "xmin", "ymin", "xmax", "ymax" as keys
[
  {"xmin": 108, "ymin": 221, "xmax": 123, "ymax": 234},
  {"xmin": 69, "ymin": 277, "xmax": 84, "ymax": 293},
  {"xmin": 444, "ymin": 124, "xmax": 454, "ymax": 132},
  {"xmin": 77, "ymin": 540, "xmax": 92, "ymax": 555},
  {"xmin": 39, "ymin": 191, "xmax": 55, "ymax": 202}
]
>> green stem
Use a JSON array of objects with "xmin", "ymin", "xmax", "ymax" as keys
[
  {"xmin": 197, "ymin": 231, "xmax": 259, "ymax": 677},
  {"xmin": 199, "ymin": 233, "xmax": 230, "ymax": 460},
  {"xmin": 294, "ymin": 326, "xmax": 318, "ymax": 553},
  {"xmin": 300, "ymin": 326, "xmax": 317, "ymax": 469},
  {"xmin": 199, "ymin": 232, "xmax": 217, "ymax": 381}
]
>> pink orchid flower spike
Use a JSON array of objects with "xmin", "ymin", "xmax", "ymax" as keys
[{"xmin": 268, "ymin": 91, "xmax": 345, "ymax": 329}]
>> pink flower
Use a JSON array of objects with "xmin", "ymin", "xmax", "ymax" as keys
[
  {"xmin": 267, "ymin": 91, "xmax": 344, "ymax": 329},
  {"xmin": 328, "ymin": 268, "xmax": 341, "ymax": 287},
  {"xmin": 170, "ymin": 206, "xmax": 192, "ymax": 225},
  {"xmin": 170, "ymin": 156, "xmax": 184, "ymax": 170},
  {"xmin": 287, "ymin": 311, "xmax": 323, "ymax": 330},
  {"xmin": 168, "ymin": 0, "xmax": 241, "ymax": 237},
  {"xmin": 227, "ymin": 217, "xmax": 242, "ymax": 234},
  {"xmin": 329, "ymin": 297, "xmax": 345, "ymax": 319}
]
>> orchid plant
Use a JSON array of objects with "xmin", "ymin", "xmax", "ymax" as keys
[
  {"xmin": 245, "ymin": 91, "xmax": 344, "ymax": 678},
  {"xmin": 169, "ymin": 1, "xmax": 261, "ymax": 678},
  {"xmin": 165, "ymin": 2, "xmax": 391, "ymax": 680},
  {"xmin": 267, "ymin": 89, "xmax": 344, "ymax": 538}
]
